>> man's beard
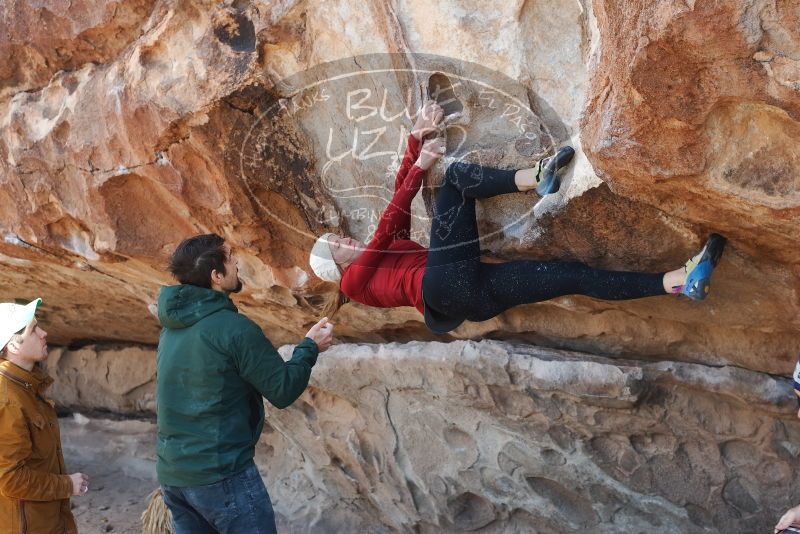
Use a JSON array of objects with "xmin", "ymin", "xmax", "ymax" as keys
[{"xmin": 229, "ymin": 277, "xmax": 243, "ymax": 293}]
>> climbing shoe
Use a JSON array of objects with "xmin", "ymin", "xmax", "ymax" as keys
[
  {"xmin": 681, "ymin": 233, "xmax": 727, "ymax": 301},
  {"xmin": 536, "ymin": 146, "xmax": 575, "ymax": 196}
]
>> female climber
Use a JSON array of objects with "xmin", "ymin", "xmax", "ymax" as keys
[{"xmin": 309, "ymin": 101, "xmax": 726, "ymax": 333}]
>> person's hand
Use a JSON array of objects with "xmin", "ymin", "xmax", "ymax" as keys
[
  {"xmin": 416, "ymin": 137, "xmax": 446, "ymax": 170},
  {"xmin": 797, "ymin": 407, "xmax": 800, "ymax": 420},
  {"xmin": 776, "ymin": 504, "xmax": 800, "ymax": 532},
  {"xmin": 305, "ymin": 317, "xmax": 334, "ymax": 352},
  {"xmin": 69, "ymin": 472, "xmax": 89, "ymax": 496},
  {"xmin": 411, "ymin": 101, "xmax": 444, "ymax": 140}
]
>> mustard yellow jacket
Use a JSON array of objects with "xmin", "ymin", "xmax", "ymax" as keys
[{"xmin": 0, "ymin": 359, "xmax": 76, "ymax": 534}]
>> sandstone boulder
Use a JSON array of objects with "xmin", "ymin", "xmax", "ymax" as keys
[
  {"xmin": 53, "ymin": 340, "xmax": 800, "ymax": 533},
  {"xmin": 0, "ymin": 0, "xmax": 797, "ymax": 375}
]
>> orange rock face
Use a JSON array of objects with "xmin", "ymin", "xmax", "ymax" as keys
[
  {"xmin": 582, "ymin": 0, "xmax": 800, "ymax": 266},
  {"xmin": 0, "ymin": 0, "xmax": 797, "ymax": 376},
  {"xmin": 0, "ymin": 0, "xmax": 157, "ymax": 99}
]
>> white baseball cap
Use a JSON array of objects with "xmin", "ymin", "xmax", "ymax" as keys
[
  {"xmin": 309, "ymin": 233, "xmax": 342, "ymax": 283},
  {"xmin": 0, "ymin": 298, "xmax": 42, "ymax": 351}
]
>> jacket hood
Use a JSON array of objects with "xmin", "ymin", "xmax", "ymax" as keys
[{"xmin": 157, "ymin": 285, "xmax": 237, "ymax": 329}]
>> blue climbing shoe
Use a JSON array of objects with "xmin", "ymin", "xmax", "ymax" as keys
[
  {"xmin": 536, "ymin": 146, "xmax": 575, "ymax": 196},
  {"xmin": 681, "ymin": 233, "xmax": 727, "ymax": 301}
]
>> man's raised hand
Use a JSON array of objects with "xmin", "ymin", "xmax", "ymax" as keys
[{"xmin": 306, "ymin": 317, "xmax": 335, "ymax": 352}]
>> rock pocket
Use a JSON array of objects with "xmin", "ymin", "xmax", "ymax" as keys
[{"xmin": 428, "ymin": 72, "xmax": 463, "ymax": 117}]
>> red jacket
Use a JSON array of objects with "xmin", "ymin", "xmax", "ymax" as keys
[{"xmin": 340, "ymin": 135, "xmax": 428, "ymax": 315}]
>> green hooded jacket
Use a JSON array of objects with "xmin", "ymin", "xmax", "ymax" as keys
[{"xmin": 155, "ymin": 284, "xmax": 318, "ymax": 487}]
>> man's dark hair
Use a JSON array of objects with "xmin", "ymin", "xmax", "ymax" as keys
[{"xmin": 168, "ymin": 234, "xmax": 228, "ymax": 288}]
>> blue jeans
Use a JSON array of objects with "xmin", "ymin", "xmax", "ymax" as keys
[{"xmin": 161, "ymin": 462, "xmax": 277, "ymax": 534}]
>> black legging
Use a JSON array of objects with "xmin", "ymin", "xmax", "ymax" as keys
[{"xmin": 421, "ymin": 162, "xmax": 666, "ymax": 323}]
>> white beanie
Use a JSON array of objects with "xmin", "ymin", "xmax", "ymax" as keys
[{"xmin": 309, "ymin": 233, "xmax": 342, "ymax": 283}]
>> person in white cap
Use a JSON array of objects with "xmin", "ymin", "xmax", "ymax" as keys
[{"xmin": 0, "ymin": 298, "xmax": 89, "ymax": 534}]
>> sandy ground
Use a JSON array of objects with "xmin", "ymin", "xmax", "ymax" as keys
[{"xmin": 60, "ymin": 414, "xmax": 159, "ymax": 534}]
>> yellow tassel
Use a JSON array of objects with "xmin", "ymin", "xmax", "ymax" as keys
[{"xmin": 140, "ymin": 488, "xmax": 174, "ymax": 534}]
